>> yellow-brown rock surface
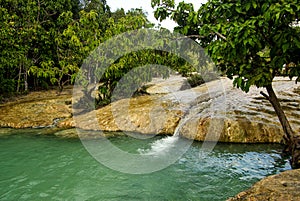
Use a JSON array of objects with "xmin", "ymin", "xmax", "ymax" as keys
[
  {"xmin": 1, "ymin": 77, "xmax": 300, "ymax": 143},
  {"xmin": 227, "ymin": 169, "xmax": 300, "ymax": 201},
  {"xmin": 0, "ymin": 88, "xmax": 72, "ymax": 128}
]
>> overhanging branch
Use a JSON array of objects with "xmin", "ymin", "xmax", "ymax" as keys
[
  {"xmin": 260, "ymin": 91, "xmax": 270, "ymax": 100},
  {"xmin": 214, "ymin": 31, "xmax": 227, "ymax": 41},
  {"xmin": 175, "ymin": 32, "xmax": 227, "ymax": 41},
  {"xmin": 176, "ymin": 34, "xmax": 206, "ymax": 40}
]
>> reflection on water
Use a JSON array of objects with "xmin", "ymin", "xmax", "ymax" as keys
[{"xmin": 0, "ymin": 129, "xmax": 290, "ymax": 201}]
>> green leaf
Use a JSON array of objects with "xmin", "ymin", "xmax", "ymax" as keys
[
  {"xmin": 235, "ymin": 6, "xmax": 242, "ymax": 13},
  {"xmin": 193, "ymin": 14, "xmax": 198, "ymax": 24},
  {"xmin": 294, "ymin": 38, "xmax": 300, "ymax": 48},
  {"xmin": 245, "ymin": 2, "xmax": 251, "ymax": 11},
  {"xmin": 275, "ymin": 12, "xmax": 281, "ymax": 22},
  {"xmin": 282, "ymin": 43, "xmax": 289, "ymax": 53}
]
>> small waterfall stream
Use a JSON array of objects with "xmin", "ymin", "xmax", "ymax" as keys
[
  {"xmin": 139, "ymin": 78, "xmax": 227, "ymax": 156},
  {"xmin": 138, "ymin": 100, "xmax": 207, "ymax": 155}
]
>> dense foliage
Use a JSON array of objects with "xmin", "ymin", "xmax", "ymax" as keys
[
  {"xmin": 75, "ymin": 28, "xmax": 215, "ymax": 107},
  {"xmin": 0, "ymin": 0, "xmax": 154, "ymax": 98},
  {"xmin": 152, "ymin": 0, "xmax": 300, "ymax": 89},
  {"xmin": 0, "ymin": 0, "xmax": 81, "ymax": 94},
  {"xmin": 1, "ymin": 0, "xmax": 206, "ymax": 106}
]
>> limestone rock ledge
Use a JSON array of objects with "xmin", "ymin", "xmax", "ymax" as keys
[
  {"xmin": 73, "ymin": 95, "xmax": 183, "ymax": 135},
  {"xmin": 0, "ymin": 89, "xmax": 73, "ymax": 129},
  {"xmin": 227, "ymin": 169, "xmax": 300, "ymax": 201},
  {"xmin": 70, "ymin": 77, "xmax": 300, "ymax": 143},
  {"xmin": 1, "ymin": 77, "xmax": 300, "ymax": 143}
]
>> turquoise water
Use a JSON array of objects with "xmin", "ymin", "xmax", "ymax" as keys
[{"xmin": 0, "ymin": 129, "xmax": 290, "ymax": 201}]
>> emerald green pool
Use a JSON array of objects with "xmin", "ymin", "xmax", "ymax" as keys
[{"xmin": 0, "ymin": 129, "xmax": 290, "ymax": 200}]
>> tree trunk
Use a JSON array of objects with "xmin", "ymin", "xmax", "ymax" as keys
[
  {"xmin": 263, "ymin": 84, "xmax": 300, "ymax": 168},
  {"xmin": 24, "ymin": 69, "xmax": 28, "ymax": 92},
  {"xmin": 17, "ymin": 63, "xmax": 22, "ymax": 93}
]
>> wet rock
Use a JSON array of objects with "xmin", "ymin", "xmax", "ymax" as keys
[
  {"xmin": 57, "ymin": 118, "xmax": 75, "ymax": 129},
  {"xmin": 181, "ymin": 117, "xmax": 283, "ymax": 143},
  {"xmin": 54, "ymin": 128, "xmax": 78, "ymax": 138},
  {"xmin": 71, "ymin": 77, "xmax": 300, "ymax": 143},
  {"xmin": 0, "ymin": 127, "xmax": 63, "ymax": 137},
  {"xmin": 54, "ymin": 128, "xmax": 125, "ymax": 139},
  {"xmin": 227, "ymin": 169, "xmax": 300, "ymax": 201}
]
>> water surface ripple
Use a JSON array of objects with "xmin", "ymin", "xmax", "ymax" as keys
[{"xmin": 0, "ymin": 130, "xmax": 290, "ymax": 201}]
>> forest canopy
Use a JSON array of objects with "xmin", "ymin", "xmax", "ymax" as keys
[
  {"xmin": 1, "ymin": 0, "xmax": 208, "ymax": 106},
  {"xmin": 0, "ymin": 0, "xmax": 154, "ymax": 96}
]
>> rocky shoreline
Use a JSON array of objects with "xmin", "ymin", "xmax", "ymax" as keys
[
  {"xmin": 1, "ymin": 77, "xmax": 300, "ymax": 200},
  {"xmin": 227, "ymin": 169, "xmax": 300, "ymax": 201},
  {"xmin": 1, "ymin": 77, "xmax": 299, "ymax": 143},
  {"xmin": 0, "ymin": 88, "xmax": 73, "ymax": 129}
]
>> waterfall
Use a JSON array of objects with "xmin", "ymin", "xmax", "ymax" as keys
[
  {"xmin": 138, "ymin": 94, "xmax": 212, "ymax": 156},
  {"xmin": 138, "ymin": 78, "xmax": 226, "ymax": 157}
]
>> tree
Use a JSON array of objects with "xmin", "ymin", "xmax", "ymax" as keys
[
  {"xmin": 152, "ymin": 0, "xmax": 300, "ymax": 168},
  {"xmin": 27, "ymin": 0, "xmax": 83, "ymax": 92},
  {"xmin": 0, "ymin": 0, "xmax": 38, "ymax": 93},
  {"xmin": 30, "ymin": 9, "xmax": 101, "ymax": 93},
  {"xmin": 81, "ymin": 10, "xmax": 157, "ymax": 106},
  {"xmin": 83, "ymin": 8, "xmax": 206, "ymax": 107},
  {"xmin": 76, "ymin": 5, "xmax": 216, "ymax": 107},
  {"xmin": 0, "ymin": 0, "xmax": 82, "ymax": 94}
]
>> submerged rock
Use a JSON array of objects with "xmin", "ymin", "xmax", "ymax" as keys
[{"xmin": 227, "ymin": 169, "xmax": 300, "ymax": 201}]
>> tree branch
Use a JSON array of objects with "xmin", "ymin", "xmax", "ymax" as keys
[
  {"xmin": 214, "ymin": 31, "xmax": 227, "ymax": 41},
  {"xmin": 260, "ymin": 91, "xmax": 270, "ymax": 101},
  {"xmin": 159, "ymin": 3, "xmax": 176, "ymax": 12},
  {"xmin": 176, "ymin": 34, "xmax": 206, "ymax": 40},
  {"xmin": 176, "ymin": 32, "xmax": 227, "ymax": 41}
]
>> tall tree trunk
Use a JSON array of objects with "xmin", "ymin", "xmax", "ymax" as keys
[
  {"xmin": 24, "ymin": 68, "xmax": 28, "ymax": 92},
  {"xmin": 262, "ymin": 84, "xmax": 300, "ymax": 168},
  {"xmin": 265, "ymin": 85, "xmax": 294, "ymax": 141},
  {"xmin": 17, "ymin": 63, "xmax": 22, "ymax": 93}
]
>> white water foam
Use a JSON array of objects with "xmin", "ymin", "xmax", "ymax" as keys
[
  {"xmin": 138, "ymin": 135, "xmax": 180, "ymax": 156},
  {"xmin": 138, "ymin": 78, "xmax": 226, "ymax": 158},
  {"xmin": 138, "ymin": 106, "xmax": 195, "ymax": 156}
]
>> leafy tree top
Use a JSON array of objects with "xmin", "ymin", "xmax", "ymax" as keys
[{"xmin": 152, "ymin": 0, "xmax": 300, "ymax": 92}]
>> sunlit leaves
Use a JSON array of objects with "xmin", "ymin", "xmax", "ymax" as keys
[
  {"xmin": 0, "ymin": 0, "xmax": 82, "ymax": 93},
  {"xmin": 152, "ymin": 0, "xmax": 300, "ymax": 91}
]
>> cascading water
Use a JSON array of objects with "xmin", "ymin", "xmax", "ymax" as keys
[{"xmin": 138, "ymin": 78, "xmax": 226, "ymax": 156}]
